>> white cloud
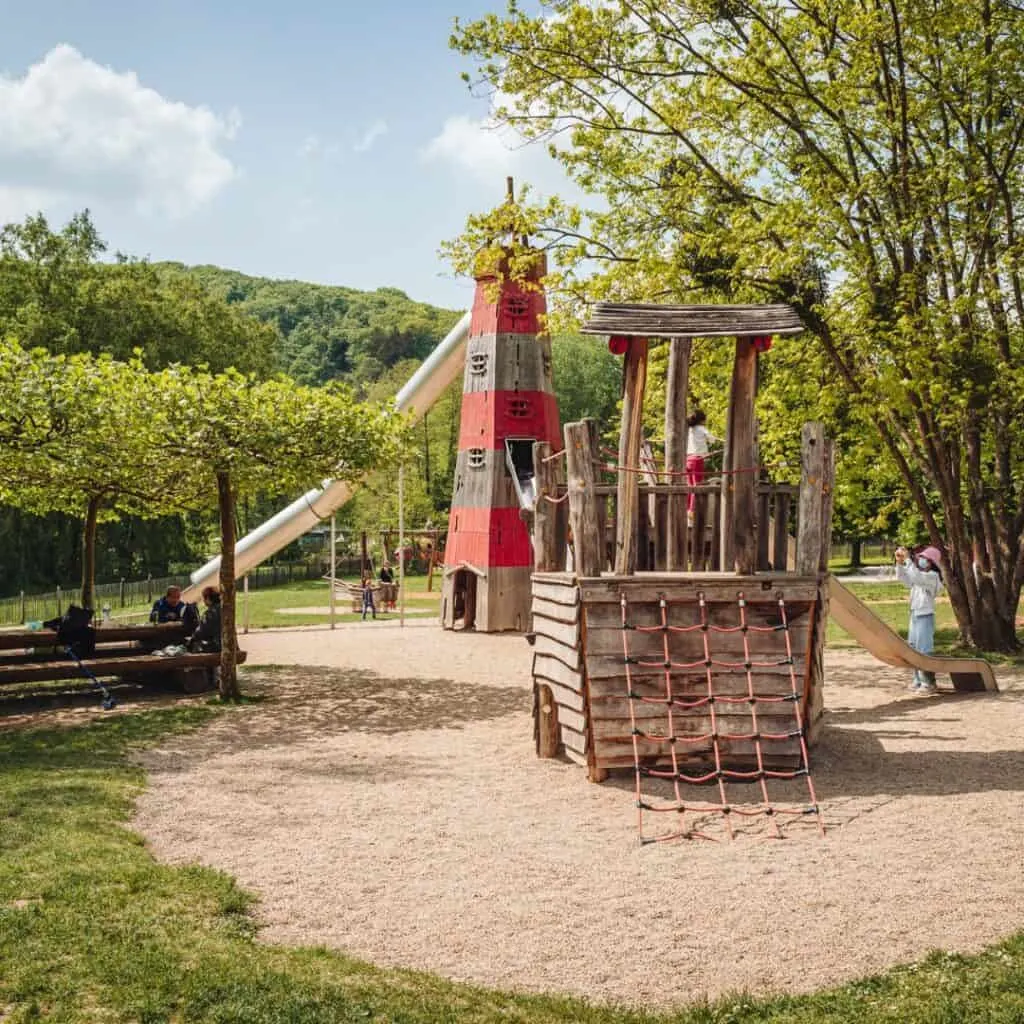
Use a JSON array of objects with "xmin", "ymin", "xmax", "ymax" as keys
[
  {"xmin": 298, "ymin": 134, "xmax": 340, "ymax": 160},
  {"xmin": 0, "ymin": 44, "xmax": 238, "ymax": 218},
  {"xmin": 353, "ymin": 119, "xmax": 388, "ymax": 153},
  {"xmin": 420, "ymin": 114, "xmax": 532, "ymax": 182}
]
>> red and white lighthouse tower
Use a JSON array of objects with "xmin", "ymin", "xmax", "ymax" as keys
[{"xmin": 441, "ymin": 251, "xmax": 561, "ymax": 632}]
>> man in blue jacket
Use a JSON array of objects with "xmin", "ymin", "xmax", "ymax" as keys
[{"xmin": 150, "ymin": 586, "xmax": 191, "ymax": 625}]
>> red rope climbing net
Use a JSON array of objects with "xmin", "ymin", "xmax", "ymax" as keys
[{"xmin": 620, "ymin": 591, "xmax": 823, "ymax": 842}]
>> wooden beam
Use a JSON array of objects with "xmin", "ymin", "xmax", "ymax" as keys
[
  {"xmin": 727, "ymin": 336, "xmax": 759, "ymax": 573},
  {"xmin": 664, "ymin": 336, "xmax": 691, "ymax": 570},
  {"xmin": 796, "ymin": 422, "xmax": 826, "ymax": 575},
  {"xmin": 532, "ymin": 441, "xmax": 561, "ymax": 573},
  {"xmin": 614, "ymin": 336, "xmax": 649, "ymax": 574},
  {"xmin": 564, "ymin": 419, "xmax": 603, "ymax": 577}
]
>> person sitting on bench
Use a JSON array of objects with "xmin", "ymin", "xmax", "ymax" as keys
[
  {"xmin": 188, "ymin": 587, "xmax": 222, "ymax": 652},
  {"xmin": 150, "ymin": 586, "xmax": 187, "ymax": 623}
]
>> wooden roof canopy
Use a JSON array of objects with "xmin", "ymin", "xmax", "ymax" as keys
[{"xmin": 581, "ymin": 302, "xmax": 804, "ymax": 339}]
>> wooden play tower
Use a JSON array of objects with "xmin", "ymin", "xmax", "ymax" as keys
[
  {"xmin": 528, "ymin": 303, "xmax": 835, "ymax": 836},
  {"xmin": 441, "ymin": 243, "xmax": 562, "ymax": 632}
]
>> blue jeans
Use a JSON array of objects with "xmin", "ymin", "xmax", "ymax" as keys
[
  {"xmin": 908, "ymin": 612, "xmax": 936, "ymax": 686},
  {"xmin": 362, "ymin": 593, "xmax": 376, "ymax": 620}
]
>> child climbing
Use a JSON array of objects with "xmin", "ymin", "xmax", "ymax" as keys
[
  {"xmin": 686, "ymin": 409, "xmax": 720, "ymax": 513},
  {"xmin": 894, "ymin": 545, "xmax": 943, "ymax": 695}
]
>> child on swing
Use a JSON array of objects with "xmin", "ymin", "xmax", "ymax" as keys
[{"xmin": 894, "ymin": 544, "xmax": 943, "ymax": 695}]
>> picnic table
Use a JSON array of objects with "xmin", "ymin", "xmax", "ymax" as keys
[{"xmin": 0, "ymin": 622, "xmax": 246, "ymax": 694}]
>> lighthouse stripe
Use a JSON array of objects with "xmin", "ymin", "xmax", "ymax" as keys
[
  {"xmin": 462, "ymin": 333, "xmax": 554, "ymax": 394},
  {"xmin": 444, "ymin": 506, "xmax": 534, "ymax": 568},
  {"xmin": 457, "ymin": 391, "xmax": 561, "ymax": 451}
]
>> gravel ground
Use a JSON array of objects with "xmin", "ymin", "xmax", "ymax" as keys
[{"xmin": 132, "ymin": 622, "xmax": 1024, "ymax": 1009}]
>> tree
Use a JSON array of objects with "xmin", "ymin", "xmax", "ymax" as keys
[
  {"xmin": 153, "ymin": 367, "xmax": 408, "ymax": 698},
  {"xmin": 0, "ymin": 341, "xmax": 181, "ymax": 609},
  {"xmin": 449, "ymin": 0, "xmax": 1024, "ymax": 650},
  {"xmin": 551, "ymin": 333, "xmax": 622, "ymax": 429}
]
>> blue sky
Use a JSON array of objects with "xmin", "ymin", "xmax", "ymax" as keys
[{"xmin": 0, "ymin": 0, "xmax": 568, "ymax": 310}]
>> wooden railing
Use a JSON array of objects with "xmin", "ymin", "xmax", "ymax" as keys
[
  {"xmin": 533, "ymin": 420, "xmax": 833, "ymax": 578},
  {"xmin": 592, "ymin": 481, "xmax": 799, "ymax": 573}
]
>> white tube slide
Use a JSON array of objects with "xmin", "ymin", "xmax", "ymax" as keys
[{"xmin": 183, "ymin": 311, "xmax": 471, "ymax": 601}]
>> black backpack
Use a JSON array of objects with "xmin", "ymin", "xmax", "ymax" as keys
[{"xmin": 44, "ymin": 605, "xmax": 96, "ymax": 658}]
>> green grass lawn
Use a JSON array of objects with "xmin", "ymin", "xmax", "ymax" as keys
[{"xmin": 2, "ymin": 701, "xmax": 1023, "ymax": 1023}]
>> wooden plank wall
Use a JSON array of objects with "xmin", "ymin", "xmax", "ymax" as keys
[
  {"xmin": 530, "ymin": 575, "xmax": 588, "ymax": 764},
  {"xmin": 577, "ymin": 575, "xmax": 823, "ymax": 780}
]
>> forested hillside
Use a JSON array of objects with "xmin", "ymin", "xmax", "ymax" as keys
[{"xmin": 156, "ymin": 263, "xmax": 463, "ymax": 388}]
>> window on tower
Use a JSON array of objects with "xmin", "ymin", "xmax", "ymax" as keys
[
  {"xmin": 504, "ymin": 295, "xmax": 530, "ymax": 319},
  {"xmin": 469, "ymin": 352, "xmax": 488, "ymax": 375},
  {"xmin": 508, "ymin": 396, "xmax": 531, "ymax": 418},
  {"xmin": 467, "ymin": 448, "xmax": 486, "ymax": 469}
]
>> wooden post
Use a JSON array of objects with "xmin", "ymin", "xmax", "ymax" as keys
[
  {"xmin": 729, "ymin": 336, "xmax": 759, "ymax": 573},
  {"xmin": 565, "ymin": 419, "xmax": 603, "ymax": 577},
  {"xmin": 773, "ymin": 492, "xmax": 791, "ymax": 570},
  {"xmin": 595, "ymin": 492, "xmax": 608, "ymax": 572},
  {"xmin": 532, "ymin": 441, "xmax": 561, "ymax": 572},
  {"xmin": 329, "ymin": 515, "xmax": 337, "ymax": 630},
  {"xmin": 693, "ymin": 491, "xmax": 707, "ymax": 571},
  {"xmin": 614, "ymin": 336, "xmax": 649, "ymax": 575},
  {"xmin": 796, "ymin": 422, "xmax": 826, "ymax": 575},
  {"xmin": 536, "ymin": 683, "xmax": 561, "ymax": 758},
  {"xmin": 361, "ymin": 530, "xmax": 369, "ymax": 581},
  {"xmin": 664, "ymin": 336, "xmax": 691, "ymax": 570},
  {"xmin": 426, "ymin": 529, "xmax": 438, "ymax": 592},
  {"xmin": 819, "ymin": 439, "xmax": 836, "ymax": 573},
  {"xmin": 757, "ymin": 488, "xmax": 771, "ymax": 571},
  {"xmin": 398, "ymin": 465, "xmax": 406, "ymax": 628}
]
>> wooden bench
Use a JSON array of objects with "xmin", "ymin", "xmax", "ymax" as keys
[{"xmin": 0, "ymin": 623, "xmax": 247, "ymax": 695}]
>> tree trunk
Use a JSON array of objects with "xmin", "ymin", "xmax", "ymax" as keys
[
  {"xmin": 945, "ymin": 552, "xmax": 1020, "ymax": 652},
  {"xmin": 80, "ymin": 495, "xmax": 101, "ymax": 611},
  {"xmin": 216, "ymin": 471, "xmax": 241, "ymax": 699},
  {"xmin": 850, "ymin": 538, "xmax": 862, "ymax": 569}
]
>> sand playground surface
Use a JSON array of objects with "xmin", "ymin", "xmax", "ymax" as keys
[{"xmin": 127, "ymin": 622, "xmax": 1024, "ymax": 1009}]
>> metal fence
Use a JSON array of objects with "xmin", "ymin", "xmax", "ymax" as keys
[{"xmin": 0, "ymin": 561, "xmax": 326, "ymax": 627}]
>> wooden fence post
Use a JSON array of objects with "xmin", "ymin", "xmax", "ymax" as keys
[
  {"xmin": 565, "ymin": 419, "xmax": 603, "ymax": 577},
  {"xmin": 796, "ymin": 422, "xmax": 826, "ymax": 575}
]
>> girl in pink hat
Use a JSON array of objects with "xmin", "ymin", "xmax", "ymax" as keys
[{"xmin": 894, "ymin": 544, "xmax": 944, "ymax": 694}]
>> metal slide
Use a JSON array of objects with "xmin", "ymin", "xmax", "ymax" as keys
[
  {"xmin": 183, "ymin": 311, "xmax": 472, "ymax": 601},
  {"xmin": 827, "ymin": 576, "xmax": 999, "ymax": 692}
]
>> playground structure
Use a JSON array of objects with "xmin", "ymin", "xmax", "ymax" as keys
[
  {"xmin": 440, "ymin": 247, "xmax": 562, "ymax": 632},
  {"xmin": 527, "ymin": 303, "xmax": 836, "ymax": 838}
]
